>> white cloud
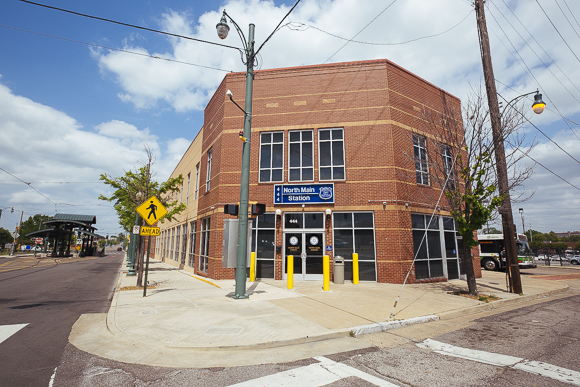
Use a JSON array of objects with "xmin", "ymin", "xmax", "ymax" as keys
[{"xmin": 0, "ymin": 80, "xmax": 185, "ymax": 235}]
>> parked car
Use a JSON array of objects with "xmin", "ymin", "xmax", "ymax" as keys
[
  {"xmin": 570, "ymin": 256, "xmax": 580, "ymax": 265},
  {"xmin": 117, "ymin": 247, "xmax": 122, "ymax": 251}
]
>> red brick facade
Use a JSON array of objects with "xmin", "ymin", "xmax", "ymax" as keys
[{"xmin": 156, "ymin": 59, "xmax": 482, "ymax": 284}]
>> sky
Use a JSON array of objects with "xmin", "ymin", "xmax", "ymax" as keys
[{"xmin": 1, "ymin": 0, "xmax": 579, "ymax": 237}]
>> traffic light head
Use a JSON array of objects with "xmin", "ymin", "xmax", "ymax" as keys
[
  {"xmin": 251, "ymin": 203, "xmax": 266, "ymax": 216},
  {"xmin": 224, "ymin": 204, "xmax": 239, "ymax": 216}
]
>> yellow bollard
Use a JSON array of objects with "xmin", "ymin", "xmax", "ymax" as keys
[
  {"xmin": 353, "ymin": 253, "xmax": 359, "ymax": 284},
  {"xmin": 287, "ymin": 255, "xmax": 294, "ymax": 289},
  {"xmin": 250, "ymin": 252, "xmax": 256, "ymax": 282},
  {"xmin": 323, "ymin": 255, "xmax": 330, "ymax": 291}
]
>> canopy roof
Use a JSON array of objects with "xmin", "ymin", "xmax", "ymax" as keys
[{"xmin": 52, "ymin": 213, "xmax": 96, "ymax": 225}]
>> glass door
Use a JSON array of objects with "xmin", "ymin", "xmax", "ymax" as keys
[
  {"xmin": 304, "ymin": 233, "xmax": 324, "ymax": 280},
  {"xmin": 284, "ymin": 233, "xmax": 303, "ymax": 278}
]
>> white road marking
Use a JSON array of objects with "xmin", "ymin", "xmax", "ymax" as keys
[
  {"xmin": 227, "ymin": 356, "xmax": 398, "ymax": 387},
  {"xmin": 0, "ymin": 323, "xmax": 28, "ymax": 344},
  {"xmin": 418, "ymin": 339, "xmax": 580, "ymax": 386},
  {"xmin": 48, "ymin": 367, "xmax": 57, "ymax": 387}
]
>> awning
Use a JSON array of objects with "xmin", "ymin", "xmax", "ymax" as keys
[
  {"xmin": 78, "ymin": 230, "xmax": 106, "ymax": 239},
  {"xmin": 26, "ymin": 228, "xmax": 73, "ymax": 238},
  {"xmin": 44, "ymin": 219, "xmax": 98, "ymax": 230}
]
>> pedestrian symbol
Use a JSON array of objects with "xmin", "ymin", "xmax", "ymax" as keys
[{"xmin": 136, "ymin": 196, "xmax": 168, "ymax": 226}]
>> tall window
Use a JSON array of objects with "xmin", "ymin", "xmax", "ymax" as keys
[
  {"xmin": 259, "ymin": 132, "xmax": 284, "ymax": 182},
  {"xmin": 333, "ymin": 212, "xmax": 376, "ymax": 281},
  {"xmin": 441, "ymin": 145, "xmax": 455, "ymax": 191},
  {"xmin": 186, "ymin": 173, "xmax": 191, "ymax": 205},
  {"xmin": 411, "ymin": 214, "xmax": 459, "ymax": 280},
  {"xmin": 199, "ymin": 218, "xmax": 210, "ymax": 273},
  {"xmin": 194, "ymin": 163, "xmax": 200, "ymax": 199},
  {"xmin": 250, "ymin": 214, "xmax": 276, "ymax": 278},
  {"xmin": 206, "ymin": 149, "xmax": 213, "ymax": 192},
  {"xmin": 180, "ymin": 181, "xmax": 184, "ymax": 203},
  {"xmin": 181, "ymin": 223, "xmax": 187, "ymax": 265},
  {"xmin": 170, "ymin": 227, "xmax": 175, "ymax": 261},
  {"xmin": 413, "ymin": 134, "xmax": 429, "ymax": 185},
  {"xmin": 319, "ymin": 128, "xmax": 345, "ymax": 180},
  {"xmin": 188, "ymin": 221, "xmax": 197, "ymax": 268},
  {"xmin": 175, "ymin": 225, "xmax": 181, "ymax": 262},
  {"xmin": 289, "ymin": 130, "xmax": 313, "ymax": 181}
]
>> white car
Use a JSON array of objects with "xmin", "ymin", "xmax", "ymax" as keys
[{"xmin": 570, "ymin": 256, "xmax": 580, "ymax": 265}]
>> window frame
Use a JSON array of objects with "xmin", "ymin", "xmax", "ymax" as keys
[
  {"xmin": 206, "ymin": 149, "xmax": 213, "ymax": 193},
  {"xmin": 413, "ymin": 134, "xmax": 429, "ymax": 186},
  {"xmin": 318, "ymin": 128, "xmax": 346, "ymax": 181},
  {"xmin": 441, "ymin": 145, "xmax": 455, "ymax": 191},
  {"xmin": 194, "ymin": 163, "xmax": 200, "ymax": 199},
  {"xmin": 288, "ymin": 129, "xmax": 314, "ymax": 182},
  {"xmin": 199, "ymin": 217, "xmax": 210, "ymax": 273},
  {"xmin": 259, "ymin": 131, "xmax": 284, "ymax": 183},
  {"xmin": 188, "ymin": 221, "xmax": 197, "ymax": 268}
]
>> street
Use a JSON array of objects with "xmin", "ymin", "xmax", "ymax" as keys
[
  {"xmin": 49, "ymin": 265, "xmax": 580, "ymax": 386},
  {"xmin": 0, "ymin": 249, "xmax": 123, "ymax": 386}
]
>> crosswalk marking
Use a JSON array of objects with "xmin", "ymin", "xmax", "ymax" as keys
[
  {"xmin": 227, "ymin": 356, "xmax": 398, "ymax": 387},
  {"xmin": 0, "ymin": 323, "xmax": 28, "ymax": 344},
  {"xmin": 418, "ymin": 339, "xmax": 580, "ymax": 386}
]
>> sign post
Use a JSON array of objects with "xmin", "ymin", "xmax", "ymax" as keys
[{"xmin": 136, "ymin": 196, "xmax": 167, "ymax": 296}]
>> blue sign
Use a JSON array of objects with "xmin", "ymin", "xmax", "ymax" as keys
[
  {"xmin": 326, "ymin": 245, "xmax": 332, "ymax": 252},
  {"xmin": 274, "ymin": 183, "xmax": 335, "ymax": 204}
]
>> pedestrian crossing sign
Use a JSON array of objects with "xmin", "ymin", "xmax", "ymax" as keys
[{"xmin": 136, "ymin": 195, "xmax": 168, "ymax": 226}]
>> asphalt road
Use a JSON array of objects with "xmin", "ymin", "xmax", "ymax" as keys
[{"xmin": 0, "ymin": 249, "xmax": 123, "ymax": 386}]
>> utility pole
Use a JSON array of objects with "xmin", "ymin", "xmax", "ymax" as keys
[{"xmin": 474, "ymin": 0, "xmax": 522, "ymax": 294}]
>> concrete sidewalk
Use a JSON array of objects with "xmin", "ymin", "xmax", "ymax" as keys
[{"xmin": 69, "ymin": 259, "xmax": 571, "ymax": 368}]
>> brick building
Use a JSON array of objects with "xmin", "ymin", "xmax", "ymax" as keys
[{"xmin": 154, "ymin": 59, "xmax": 481, "ymax": 284}]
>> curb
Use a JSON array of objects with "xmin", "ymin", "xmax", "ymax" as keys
[{"xmin": 349, "ymin": 315, "xmax": 440, "ymax": 336}]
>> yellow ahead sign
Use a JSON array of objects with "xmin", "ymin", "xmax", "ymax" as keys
[
  {"xmin": 140, "ymin": 227, "xmax": 160, "ymax": 236},
  {"xmin": 136, "ymin": 196, "xmax": 167, "ymax": 226}
]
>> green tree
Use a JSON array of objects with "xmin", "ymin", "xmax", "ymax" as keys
[
  {"xmin": 17, "ymin": 214, "xmax": 52, "ymax": 245},
  {"xmin": 0, "ymin": 227, "xmax": 14, "ymax": 246},
  {"xmin": 99, "ymin": 147, "xmax": 186, "ymax": 286},
  {"xmin": 418, "ymin": 85, "xmax": 533, "ymax": 296},
  {"xmin": 482, "ymin": 226, "xmax": 502, "ymax": 234}
]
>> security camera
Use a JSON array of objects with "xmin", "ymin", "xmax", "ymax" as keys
[
  {"xmin": 226, "ymin": 89, "xmax": 233, "ymax": 98},
  {"xmin": 382, "ymin": 202, "xmax": 387, "ymax": 206}
]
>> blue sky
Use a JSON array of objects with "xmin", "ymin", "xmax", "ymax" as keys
[{"xmin": 1, "ymin": 0, "xmax": 580, "ymax": 237}]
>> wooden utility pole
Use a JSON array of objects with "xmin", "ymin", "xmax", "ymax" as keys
[{"xmin": 474, "ymin": 0, "xmax": 523, "ymax": 293}]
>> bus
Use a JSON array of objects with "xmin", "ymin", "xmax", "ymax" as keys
[{"xmin": 478, "ymin": 233, "xmax": 536, "ymax": 271}]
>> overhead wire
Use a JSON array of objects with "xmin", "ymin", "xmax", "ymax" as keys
[
  {"xmin": 18, "ymin": 0, "xmax": 242, "ymax": 53},
  {"xmin": 0, "ymin": 25, "xmax": 232, "ymax": 73},
  {"xmin": 554, "ymin": 0, "xmax": 580, "ymax": 40},
  {"xmin": 286, "ymin": 9, "xmax": 473, "ymax": 46},
  {"xmin": 0, "ymin": 167, "xmax": 56, "ymax": 206},
  {"xmin": 562, "ymin": 0, "xmax": 580, "ymax": 30},
  {"xmin": 535, "ymin": 0, "xmax": 580, "ymax": 65},
  {"xmin": 254, "ymin": 0, "xmax": 302, "ymax": 57}
]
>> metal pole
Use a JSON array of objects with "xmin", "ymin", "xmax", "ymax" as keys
[
  {"xmin": 127, "ymin": 213, "xmax": 139, "ymax": 276},
  {"xmin": 233, "ymin": 23, "xmax": 255, "ymax": 299},
  {"xmin": 475, "ymin": 0, "xmax": 522, "ymax": 294},
  {"xmin": 143, "ymin": 235, "xmax": 152, "ymax": 297}
]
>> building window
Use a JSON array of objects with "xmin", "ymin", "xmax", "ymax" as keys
[
  {"xmin": 250, "ymin": 214, "xmax": 276, "ymax": 278},
  {"xmin": 332, "ymin": 212, "xmax": 376, "ymax": 281},
  {"xmin": 170, "ymin": 227, "xmax": 175, "ymax": 261},
  {"xmin": 181, "ymin": 223, "xmax": 188, "ymax": 265},
  {"xmin": 188, "ymin": 221, "xmax": 197, "ymax": 268},
  {"xmin": 413, "ymin": 134, "xmax": 429, "ymax": 185},
  {"xmin": 289, "ymin": 130, "xmax": 313, "ymax": 181},
  {"xmin": 441, "ymin": 145, "xmax": 455, "ymax": 191},
  {"xmin": 199, "ymin": 217, "xmax": 210, "ymax": 273},
  {"xmin": 259, "ymin": 132, "xmax": 284, "ymax": 182},
  {"xmin": 411, "ymin": 214, "xmax": 459, "ymax": 280},
  {"xmin": 175, "ymin": 225, "xmax": 181, "ymax": 262},
  {"xmin": 194, "ymin": 163, "xmax": 200, "ymax": 199},
  {"xmin": 180, "ymin": 181, "xmax": 184, "ymax": 203},
  {"xmin": 206, "ymin": 149, "xmax": 212, "ymax": 192},
  {"xmin": 319, "ymin": 128, "xmax": 345, "ymax": 180},
  {"xmin": 186, "ymin": 173, "xmax": 191, "ymax": 205}
]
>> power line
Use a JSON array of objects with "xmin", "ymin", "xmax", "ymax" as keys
[
  {"xmin": 535, "ymin": 0, "xmax": 580, "ymax": 65},
  {"xmin": 255, "ymin": 0, "xmax": 302, "ymax": 57},
  {"xmin": 0, "ymin": 167, "xmax": 56, "ymax": 205},
  {"xmin": 562, "ymin": 0, "xmax": 580, "ymax": 30},
  {"xmin": 0, "ymin": 25, "xmax": 232, "ymax": 73},
  {"xmin": 287, "ymin": 9, "xmax": 473, "ymax": 46},
  {"xmin": 555, "ymin": 0, "xmax": 580, "ymax": 40},
  {"xmin": 19, "ymin": 0, "xmax": 242, "ymax": 53},
  {"xmin": 324, "ymin": 0, "xmax": 399, "ymax": 64}
]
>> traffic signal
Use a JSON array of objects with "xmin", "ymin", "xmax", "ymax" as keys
[
  {"xmin": 251, "ymin": 203, "xmax": 266, "ymax": 216},
  {"xmin": 224, "ymin": 204, "xmax": 239, "ymax": 216}
]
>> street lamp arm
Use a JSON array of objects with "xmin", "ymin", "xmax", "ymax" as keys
[
  {"xmin": 228, "ymin": 93, "xmax": 248, "ymax": 115},
  {"xmin": 222, "ymin": 10, "xmax": 249, "ymax": 52},
  {"xmin": 498, "ymin": 90, "xmax": 538, "ymax": 117}
]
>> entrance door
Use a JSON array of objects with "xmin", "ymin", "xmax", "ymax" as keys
[{"xmin": 284, "ymin": 232, "xmax": 324, "ymax": 280}]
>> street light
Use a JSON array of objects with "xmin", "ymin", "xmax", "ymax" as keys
[
  {"xmin": 519, "ymin": 208, "xmax": 525, "ymax": 238},
  {"xmin": 217, "ymin": 10, "xmax": 256, "ymax": 299}
]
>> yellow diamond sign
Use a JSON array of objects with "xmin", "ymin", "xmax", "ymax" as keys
[{"xmin": 136, "ymin": 196, "xmax": 167, "ymax": 226}]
